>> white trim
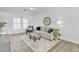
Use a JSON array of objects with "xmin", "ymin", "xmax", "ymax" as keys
[{"xmin": 61, "ymin": 37, "xmax": 79, "ymax": 44}]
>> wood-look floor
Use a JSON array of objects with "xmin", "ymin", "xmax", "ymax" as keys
[
  {"xmin": 49, "ymin": 40, "xmax": 79, "ymax": 52},
  {"xmin": 11, "ymin": 34, "xmax": 79, "ymax": 52}
]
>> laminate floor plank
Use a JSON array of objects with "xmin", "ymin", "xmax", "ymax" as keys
[{"xmin": 11, "ymin": 34, "xmax": 79, "ymax": 52}]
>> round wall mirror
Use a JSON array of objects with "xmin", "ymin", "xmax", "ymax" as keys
[{"xmin": 43, "ymin": 17, "xmax": 51, "ymax": 26}]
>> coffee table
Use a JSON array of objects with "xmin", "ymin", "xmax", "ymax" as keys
[{"xmin": 29, "ymin": 33, "xmax": 41, "ymax": 42}]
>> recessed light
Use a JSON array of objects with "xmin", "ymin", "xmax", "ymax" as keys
[{"xmin": 30, "ymin": 7, "xmax": 34, "ymax": 10}]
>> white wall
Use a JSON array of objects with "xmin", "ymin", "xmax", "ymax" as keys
[
  {"xmin": 0, "ymin": 11, "xmax": 32, "ymax": 34},
  {"xmin": 32, "ymin": 8, "xmax": 79, "ymax": 44}
]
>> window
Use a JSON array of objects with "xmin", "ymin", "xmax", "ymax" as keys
[
  {"xmin": 13, "ymin": 18, "xmax": 29, "ymax": 30},
  {"xmin": 22, "ymin": 18, "xmax": 28, "ymax": 29},
  {"xmin": 13, "ymin": 18, "xmax": 21, "ymax": 30}
]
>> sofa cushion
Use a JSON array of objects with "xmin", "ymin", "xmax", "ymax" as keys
[
  {"xmin": 36, "ymin": 27, "xmax": 41, "ymax": 31},
  {"xmin": 48, "ymin": 28, "xmax": 53, "ymax": 33},
  {"xmin": 34, "ymin": 31, "xmax": 53, "ymax": 40},
  {"xmin": 41, "ymin": 27, "xmax": 49, "ymax": 32}
]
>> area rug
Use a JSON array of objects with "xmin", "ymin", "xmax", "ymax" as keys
[{"xmin": 22, "ymin": 35, "xmax": 60, "ymax": 52}]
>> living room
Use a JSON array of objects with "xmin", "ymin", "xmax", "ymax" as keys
[{"xmin": 0, "ymin": 7, "xmax": 79, "ymax": 52}]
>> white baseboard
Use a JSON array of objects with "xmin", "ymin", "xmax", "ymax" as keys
[
  {"xmin": 10, "ymin": 32, "xmax": 25, "ymax": 35},
  {"xmin": 6, "ymin": 31, "xmax": 25, "ymax": 35},
  {"xmin": 61, "ymin": 37, "xmax": 79, "ymax": 44}
]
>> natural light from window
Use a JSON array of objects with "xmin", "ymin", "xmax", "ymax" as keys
[
  {"xmin": 13, "ymin": 18, "xmax": 21, "ymax": 30},
  {"xmin": 13, "ymin": 18, "xmax": 28, "ymax": 30},
  {"xmin": 22, "ymin": 18, "xmax": 28, "ymax": 29}
]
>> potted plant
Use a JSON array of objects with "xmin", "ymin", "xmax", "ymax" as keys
[
  {"xmin": 0, "ymin": 21, "xmax": 6, "ymax": 36},
  {"xmin": 52, "ymin": 28, "xmax": 61, "ymax": 40}
]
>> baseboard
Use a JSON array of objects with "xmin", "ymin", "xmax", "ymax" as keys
[
  {"xmin": 9, "ymin": 32, "xmax": 26, "ymax": 35},
  {"xmin": 61, "ymin": 38, "xmax": 79, "ymax": 44}
]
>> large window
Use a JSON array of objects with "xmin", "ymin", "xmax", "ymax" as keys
[
  {"xmin": 13, "ymin": 18, "xmax": 21, "ymax": 30},
  {"xmin": 13, "ymin": 18, "xmax": 28, "ymax": 30},
  {"xmin": 22, "ymin": 18, "xmax": 28, "ymax": 29}
]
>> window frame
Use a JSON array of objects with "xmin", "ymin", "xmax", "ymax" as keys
[{"xmin": 13, "ymin": 17, "xmax": 29, "ymax": 30}]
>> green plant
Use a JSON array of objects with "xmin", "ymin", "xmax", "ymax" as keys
[
  {"xmin": 52, "ymin": 28, "xmax": 61, "ymax": 40},
  {"xmin": 0, "ymin": 21, "xmax": 6, "ymax": 32}
]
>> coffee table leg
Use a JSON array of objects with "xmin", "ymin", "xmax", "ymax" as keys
[
  {"xmin": 33, "ymin": 36, "xmax": 34, "ymax": 39},
  {"xmin": 29, "ymin": 34, "xmax": 31, "ymax": 39},
  {"xmin": 33, "ymin": 37, "xmax": 36, "ymax": 42},
  {"xmin": 34, "ymin": 39, "xmax": 36, "ymax": 42},
  {"xmin": 39, "ymin": 36, "xmax": 41, "ymax": 40}
]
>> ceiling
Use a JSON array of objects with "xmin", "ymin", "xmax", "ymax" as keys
[{"xmin": 0, "ymin": 7, "xmax": 56, "ymax": 16}]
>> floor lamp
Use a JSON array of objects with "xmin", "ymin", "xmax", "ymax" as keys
[{"xmin": 56, "ymin": 20, "xmax": 62, "ymax": 40}]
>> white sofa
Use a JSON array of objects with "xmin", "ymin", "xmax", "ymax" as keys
[{"xmin": 34, "ymin": 27, "xmax": 53, "ymax": 41}]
